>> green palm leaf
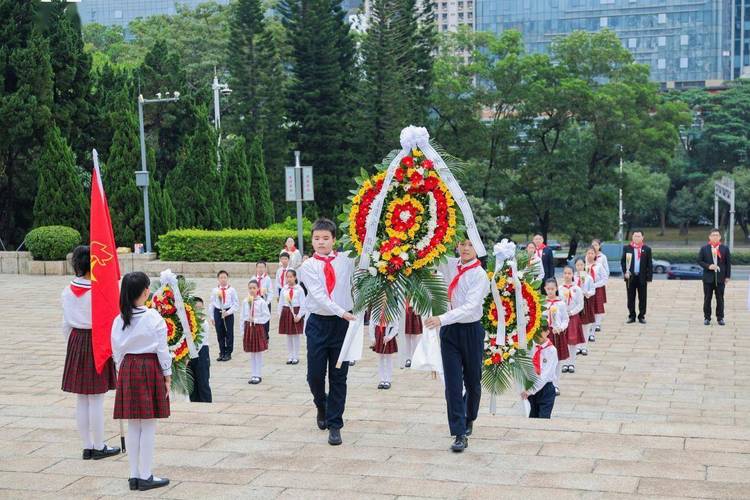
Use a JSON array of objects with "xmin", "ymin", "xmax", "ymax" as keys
[{"xmin": 481, "ymin": 349, "xmax": 536, "ymax": 395}]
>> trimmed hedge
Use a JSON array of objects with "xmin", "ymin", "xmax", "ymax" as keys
[
  {"xmin": 158, "ymin": 228, "xmax": 312, "ymax": 262},
  {"xmin": 267, "ymin": 216, "xmax": 313, "ymax": 235},
  {"xmin": 26, "ymin": 225, "xmax": 81, "ymax": 261},
  {"xmin": 653, "ymin": 249, "xmax": 750, "ymax": 265}
]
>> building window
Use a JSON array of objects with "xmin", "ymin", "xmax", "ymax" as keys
[
  {"xmin": 681, "ymin": 35, "xmax": 689, "ymax": 45},
  {"xmin": 600, "ymin": 17, "xmax": 608, "ymax": 28},
  {"xmin": 658, "ymin": 13, "xmax": 667, "ymax": 24},
  {"xmin": 628, "ymin": 38, "xmax": 637, "ymax": 49},
  {"xmin": 459, "ymin": 12, "xmax": 464, "ymax": 19},
  {"xmin": 657, "ymin": 58, "xmax": 666, "ymax": 69},
  {"xmin": 442, "ymin": 13, "xmax": 448, "ymax": 20},
  {"xmin": 442, "ymin": 24, "xmax": 448, "ymax": 30},
  {"xmin": 458, "ymin": 1, "xmax": 463, "ymax": 8},
  {"xmin": 442, "ymin": 2, "xmax": 447, "ymax": 8},
  {"xmin": 114, "ymin": 9, "xmax": 122, "ymax": 18},
  {"xmin": 467, "ymin": 1, "xmax": 472, "ymax": 7},
  {"xmin": 658, "ymin": 36, "xmax": 666, "ymax": 47},
  {"xmin": 680, "ymin": 57, "xmax": 688, "ymax": 68}
]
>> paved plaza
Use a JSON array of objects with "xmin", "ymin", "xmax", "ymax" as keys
[{"xmin": 1, "ymin": 275, "xmax": 749, "ymax": 499}]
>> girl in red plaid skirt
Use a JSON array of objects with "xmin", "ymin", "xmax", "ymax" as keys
[
  {"xmin": 242, "ymin": 280, "xmax": 271, "ymax": 384},
  {"xmin": 278, "ymin": 269, "xmax": 306, "ymax": 365},
  {"xmin": 61, "ymin": 246, "xmax": 120, "ymax": 461},
  {"xmin": 111, "ymin": 272, "xmax": 172, "ymax": 492},
  {"xmin": 369, "ymin": 320, "xmax": 397, "ymax": 390}
]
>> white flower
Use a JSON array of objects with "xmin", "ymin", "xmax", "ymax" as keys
[
  {"xmin": 368, "ymin": 267, "xmax": 377, "ymax": 276},
  {"xmin": 399, "ymin": 211, "xmax": 411, "ymax": 222},
  {"xmin": 400, "ymin": 252, "xmax": 409, "ymax": 261},
  {"xmin": 372, "ymin": 251, "xmax": 380, "ymax": 261}
]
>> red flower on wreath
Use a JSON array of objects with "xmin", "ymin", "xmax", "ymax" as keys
[
  {"xmin": 422, "ymin": 159, "xmax": 434, "ymax": 170},
  {"xmin": 395, "ymin": 168, "xmax": 405, "ymax": 182},
  {"xmin": 410, "ymin": 170, "xmax": 423, "ymax": 188},
  {"xmin": 401, "ymin": 156, "xmax": 414, "ymax": 168}
]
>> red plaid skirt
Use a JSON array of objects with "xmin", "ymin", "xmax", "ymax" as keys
[
  {"xmin": 114, "ymin": 353, "xmax": 170, "ymax": 419},
  {"xmin": 243, "ymin": 322, "xmax": 268, "ymax": 352},
  {"xmin": 602, "ymin": 285, "xmax": 608, "ymax": 304},
  {"xmin": 404, "ymin": 308, "xmax": 423, "ymax": 335},
  {"xmin": 62, "ymin": 328, "xmax": 116, "ymax": 395},
  {"xmin": 580, "ymin": 297, "xmax": 596, "ymax": 325},
  {"xmin": 373, "ymin": 325, "xmax": 398, "ymax": 354},
  {"xmin": 566, "ymin": 313, "xmax": 586, "ymax": 345},
  {"xmin": 549, "ymin": 328, "xmax": 569, "ymax": 361},
  {"xmin": 593, "ymin": 287, "xmax": 606, "ymax": 315},
  {"xmin": 278, "ymin": 306, "xmax": 303, "ymax": 335}
]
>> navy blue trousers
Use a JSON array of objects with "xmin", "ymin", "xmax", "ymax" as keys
[
  {"xmin": 440, "ymin": 321, "xmax": 484, "ymax": 437},
  {"xmin": 214, "ymin": 309, "xmax": 235, "ymax": 356},
  {"xmin": 528, "ymin": 382, "xmax": 555, "ymax": 418},
  {"xmin": 188, "ymin": 345, "xmax": 212, "ymax": 403},
  {"xmin": 306, "ymin": 313, "xmax": 350, "ymax": 430}
]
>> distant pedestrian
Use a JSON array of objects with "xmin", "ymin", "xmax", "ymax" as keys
[
  {"xmin": 698, "ymin": 228, "xmax": 731, "ymax": 326},
  {"xmin": 621, "ymin": 231, "xmax": 653, "ymax": 324}
]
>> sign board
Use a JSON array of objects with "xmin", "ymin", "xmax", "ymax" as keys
[
  {"xmin": 285, "ymin": 166, "xmax": 314, "ymax": 201},
  {"xmin": 302, "ymin": 167, "xmax": 314, "ymax": 201},
  {"xmin": 285, "ymin": 167, "xmax": 297, "ymax": 201}
]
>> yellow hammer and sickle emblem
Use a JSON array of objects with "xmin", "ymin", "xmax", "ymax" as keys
[{"xmin": 90, "ymin": 241, "xmax": 114, "ymax": 282}]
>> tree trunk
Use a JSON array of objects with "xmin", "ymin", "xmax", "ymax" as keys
[
  {"xmin": 678, "ymin": 223, "xmax": 689, "ymax": 236},
  {"xmin": 659, "ymin": 209, "xmax": 666, "ymax": 236}
]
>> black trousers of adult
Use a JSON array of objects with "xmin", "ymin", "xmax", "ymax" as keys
[
  {"xmin": 214, "ymin": 309, "xmax": 235, "ymax": 356},
  {"xmin": 440, "ymin": 321, "xmax": 484, "ymax": 437},
  {"xmin": 306, "ymin": 313, "xmax": 350, "ymax": 430},
  {"xmin": 626, "ymin": 274, "xmax": 648, "ymax": 320},
  {"xmin": 188, "ymin": 345, "xmax": 212, "ymax": 403},
  {"xmin": 528, "ymin": 382, "xmax": 555, "ymax": 418},
  {"xmin": 703, "ymin": 281, "xmax": 726, "ymax": 321}
]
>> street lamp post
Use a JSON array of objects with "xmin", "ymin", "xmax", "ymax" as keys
[
  {"xmin": 211, "ymin": 71, "xmax": 231, "ymax": 168},
  {"xmin": 137, "ymin": 91, "xmax": 180, "ymax": 254},
  {"xmin": 618, "ymin": 145, "xmax": 624, "ymax": 244}
]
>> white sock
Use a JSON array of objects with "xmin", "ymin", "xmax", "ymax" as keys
[
  {"xmin": 88, "ymin": 394, "xmax": 106, "ymax": 449},
  {"xmin": 286, "ymin": 336, "xmax": 294, "ymax": 360},
  {"xmin": 126, "ymin": 419, "xmax": 141, "ymax": 479},
  {"xmin": 595, "ymin": 314, "xmax": 604, "ymax": 329},
  {"xmin": 252, "ymin": 352, "xmax": 263, "ymax": 377},
  {"xmin": 384, "ymin": 355, "xmax": 393, "ymax": 383},
  {"xmin": 378, "ymin": 355, "xmax": 386, "ymax": 381},
  {"xmin": 407, "ymin": 335, "xmax": 419, "ymax": 359},
  {"xmin": 76, "ymin": 394, "xmax": 93, "ymax": 449},
  {"xmin": 567, "ymin": 347, "xmax": 577, "ymax": 367},
  {"xmin": 138, "ymin": 419, "xmax": 156, "ymax": 480},
  {"xmin": 292, "ymin": 335, "xmax": 301, "ymax": 359}
]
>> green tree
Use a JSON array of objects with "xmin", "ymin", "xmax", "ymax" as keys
[
  {"xmin": 669, "ymin": 187, "xmax": 703, "ymax": 235},
  {"xmin": 0, "ymin": 1, "xmax": 54, "ymax": 246},
  {"xmin": 622, "ymin": 162, "xmax": 670, "ymax": 232},
  {"xmin": 33, "ymin": 126, "xmax": 88, "ymax": 237},
  {"xmin": 146, "ymin": 147, "xmax": 176, "ymax": 239},
  {"xmin": 167, "ymin": 105, "xmax": 225, "ymax": 229},
  {"xmin": 222, "ymin": 136, "xmax": 255, "ymax": 228},
  {"xmin": 248, "ymin": 135, "xmax": 274, "ymax": 227}
]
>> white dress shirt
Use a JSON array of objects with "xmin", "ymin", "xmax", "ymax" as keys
[
  {"xmin": 61, "ymin": 278, "xmax": 92, "ymax": 340},
  {"xmin": 546, "ymin": 298, "xmax": 570, "ymax": 332},
  {"xmin": 208, "ymin": 285, "xmax": 240, "ymax": 318},
  {"xmin": 298, "ymin": 252, "xmax": 354, "ymax": 317},
  {"xmin": 595, "ymin": 253, "xmax": 610, "ymax": 280},
  {"xmin": 240, "ymin": 296, "xmax": 271, "ymax": 325},
  {"xmin": 575, "ymin": 272, "xmax": 595, "ymax": 298},
  {"xmin": 254, "ymin": 274, "xmax": 273, "ymax": 300},
  {"xmin": 528, "ymin": 340, "xmax": 558, "ymax": 395},
  {"xmin": 111, "ymin": 307, "xmax": 172, "ymax": 376},
  {"xmin": 279, "ymin": 284, "xmax": 307, "ymax": 315},
  {"xmin": 560, "ymin": 283, "xmax": 584, "ymax": 316},
  {"xmin": 437, "ymin": 257, "xmax": 491, "ymax": 326}
]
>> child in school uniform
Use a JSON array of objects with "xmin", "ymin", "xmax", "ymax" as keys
[
  {"xmin": 425, "ymin": 238, "xmax": 490, "ymax": 453},
  {"xmin": 403, "ymin": 301, "xmax": 422, "ymax": 368},
  {"xmin": 61, "ymin": 245, "xmax": 120, "ymax": 460},
  {"xmin": 276, "ymin": 252, "xmax": 291, "ymax": 298},
  {"xmin": 278, "ymin": 269, "xmax": 306, "ymax": 365},
  {"xmin": 591, "ymin": 239, "xmax": 610, "ymax": 331},
  {"xmin": 111, "ymin": 272, "xmax": 172, "ymax": 492},
  {"xmin": 560, "ymin": 266, "xmax": 585, "ymax": 374},
  {"xmin": 544, "ymin": 278, "xmax": 569, "ymax": 396},
  {"xmin": 188, "ymin": 297, "xmax": 212, "ymax": 403},
  {"xmin": 525, "ymin": 241, "xmax": 545, "ymax": 281},
  {"xmin": 298, "ymin": 219, "xmax": 356, "ymax": 447},
  {"xmin": 254, "ymin": 261, "xmax": 273, "ymax": 303},
  {"xmin": 208, "ymin": 270, "xmax": 239, "ymax": 362},
  {"xmin": 241, "ymin": 280, "xmax": 271, "ymax": 384},
  {"xmin": 370, "ymin": 320, "xmax": 398, "ymax": 389},
  {"xmin": 574, "ymin": 257, "xmax": 595, "ymax": 356},
  {"xmin": 585, "ymin": 247, "xmax": 607, "ymax": 342},
  {"xmin": 521, "ymin": 325, "xmax": 558, "ymax": 418}
]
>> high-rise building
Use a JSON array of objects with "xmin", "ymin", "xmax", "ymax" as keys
[
  {"xmin": 475, "ymin": 0, "xmax": 734, "ymax": 88},
  {"xmin": 77, "ymin": 0, "xmax": 231, "ymax": 28},
  {"xmin": 435, "ymin": 0, "xmax": 475, "ymax": 32}
]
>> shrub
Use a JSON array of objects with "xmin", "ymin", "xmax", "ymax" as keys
[
  {"xmin": 267, "ymin": 216, "xmax": 313, "ymax": 235},
  {"xmin": 26, "ymin": 226, "xmax": 81, "ymax": 261},
  {"xmin": 158, "ymin": 228, "xmax": 313, "ymax": 262}
]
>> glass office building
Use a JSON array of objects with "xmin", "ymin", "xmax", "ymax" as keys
[
  {"xmin": 476, "ymin": 0, "xmax": 733, "ymax": 87},
  {"xmin": 77, "ymin": 0, "xmax": 230, "ymax": 28}
]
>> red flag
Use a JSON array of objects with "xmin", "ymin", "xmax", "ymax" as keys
[{"xmin": 90, "ymin": 150, "xmax": 121, "ymax": 373}]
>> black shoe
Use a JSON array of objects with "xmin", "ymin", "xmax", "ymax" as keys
[
  {"xmin": 82, "ymin": 449, "xmax": 92, "ymax": 460},
  {"xmin": 248, "ymin": 377, "xmax": 261, "ymax": 385},
  {"xmin": 91, "ymin": 444, "xmax": 121, "ymax": 460},
  {"xmin": 348, "ymin": 361, "xmax": 356, "ymax": 366},
  {"xmin": 555, "ymin": 387, "xmax": 560, "ymax": 396},
  {"xmin": 216, "ymin": 355, "xmax": 225, "ymax": 362},
  {"xmin": 704, "ymin": 319, "xmax": 711, "ymax": 326},
  {"xmin": 451, "ymin": 435, "xmax": 468, "ymax": 452},
  {"xmin": 638, "ymin": 318, "xmax": 646, "ymax": 324},
  {"xmin": 562, "ymin": 365, "xmax": 569, "ymax": 373},
  {"xmin": 405, "ymin": 359, "xmax": 412, "ymax": 368},
  {"xmin": 580, "ymin": 348, "xmax": 588, "ymax": 356},
  {"xmin": 466, "ymin": 420, "xmax": 474, "ymax": 437},
  {"xmin": 316, "ymin": 406, "xmax": 327, "ymax": 430},
  {"xmin": 138, "ymin": 475, "xmax": 170, "ymax": 491},
  {"xmin": 225, "ymin": 354, "xmax": 232, "ymax": 361},
  {"xmin": 382, "ymin": 382, "xmax": 391, "ymax": 390},
  {"xmin": 286, "ymin": 359, "xmax": 293, "ymax": 365},
  {"xmin": 718, "ymin": 319, "xmax": 726, "ymax": 326},
  {"xmin": 595, "ymin": 326, "xmax": 601, "ymax": 332},
  {"xmin": 129, "ymin": 478, "xmax": 138, "ymax": 491},
  {"xmin": 626, "ymin": 318, "xmax": 636, "ymax": 324},
  {"xmin": 568, "ymin": 366, "xmax": 576, "ymax": 374},
  {"xmin": 291, "ymin": 359, "xmax": 299, "ymax": 365},
  {"xmin": 588, "ymin": 335, "xmax": 596, "ymax": 342},
  {"xmin": 328, "ymin": 428, "xmax": 342, "ymax": 446},
  {"xmin": 377, "ymin": 382, "xmax": 385, "ymax": 389}
]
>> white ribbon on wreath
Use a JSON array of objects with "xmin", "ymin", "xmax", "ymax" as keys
[
  {"xmin": 159, "ymin": 269, "xmax": 198, "ymax": 359},
  {"xmin": 358, "ymin": 125, "xmax": 486, "ymax": 270}
]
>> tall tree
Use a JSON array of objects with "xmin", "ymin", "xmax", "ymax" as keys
[
  {"xmin": 33, "ymin": 126, "xmax": 88, "ymax": 236},
  {"xmin": 248, "ymin": 135, "xmax": 275, "ymax": 227},
  {"xmin": 167, "ymin": 105, "xmax": 225, "ymax": 229},
  {"xmin": 280, "ymin": 0, "xmax": 356, "ymax": 217},
  {"xmin": 221, "ymin": 136, "xmax": 255, "ymax": 228},
  {"xmin": 0, "ymin": 1, "xmax": 54, "ymax": 246},
  {"xmin": 146, "ymin": 147, "xmax": 176, "ymax": 239}
]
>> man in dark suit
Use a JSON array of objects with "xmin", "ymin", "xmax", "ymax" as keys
[
  {"xmin": 532, "ymin": 233, "xmax": 555, "ymax": 282},
  {"xmin": 620, "ymin": 230, "xmax": 653, "ymax": 324},
  {"xmin": 698, "ymin": 228, "xmax": 731, "ymax": 326}
]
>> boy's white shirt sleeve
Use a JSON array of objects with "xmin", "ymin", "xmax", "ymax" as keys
[
  {"xmin": 230, "ymin": 288, "xmax": 241, "ymax": 314},
  {"xmin": 438, "ymin": 270, "xmax": 490, "ymax": 326},
  {"xmin": 528, "ymin": 345, "xmax": 557, "ymax": 395},
  {"xmin": 299, "ymin": 262, "xmax": 346, "ymax": 318}
]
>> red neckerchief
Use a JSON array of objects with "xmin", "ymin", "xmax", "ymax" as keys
[
  {"xmin": 588, "ymin": 263, "xmax": 596, "ymax": 280},
  {"xmin": 547, "ymin": 297, "xmax": 560, "ymax": 325},
  {"xmin": 286, "ymin": 244, "xmax": 297, "ymax": 253},
  {"xmin": 535, "ymin": 243, "xmax": 546, "ymax": 259},
  {"xmin": 709, "ymin": 242, "xmax": 722, "ymax": 260},
  {"xmin": 313, "ymin": 253, "xmax": 337, "ymax": 297},
  {"xmin": 562, "ymin": 283, "xmax": 574, "ymax": 304},
  {"xmin": 447, "ymin": 259, "xmax": 482, "ymax": 300},
  {"xmin": 70, "ymin": 279, "xmax": 90, "ymax": 297},
  {"xmin": 631, "ymin": 242, "xmax": 643, "ymax": 260},
  {"xmin": 279, "ymin": 267, "xmax": 287, "ymax": 288},
  {"xmin": 219, "ymin": 285, "xmax": 228, "ymax": 304},
  {"xmin": 533, "ymin": 339, "xmax": 552, "ymax": 375}
]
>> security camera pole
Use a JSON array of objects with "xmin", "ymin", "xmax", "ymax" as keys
[{"xmin": 137, "ymin": 91, "xmax": 180, "ymax": 254}]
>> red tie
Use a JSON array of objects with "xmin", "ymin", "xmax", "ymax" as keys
[
  {"xmin": 280, "ymin": 269, "xmax": 286, "ymax": 288},
  {"xmin": 220, "ymin": 286, "xmax": 227, "ymax": 304},
  {"xmin": 70, "ymin": 284, "xmax": 89, "ymax": 297},
  {"xmin": 447, "ymin": 260, "xmax": 482, "ymax": 300},
  {"xmin": 289, "ymin": 287, "xmax": 294, "ymax": 302},
  {"xmin": 313, "ymin": 253, "xmax": 337, "ymax": 297},
  {"xmin": 710, "ymin": 242, "xmax": 722, "ymax": 260},
  {"xmin": 589, "ymin": 266, "xmax": 596, "ymax": 280},
  {"xmin": 533, "ymin": 340, "xmax": 551, "ymax": 375},
  {"xmin": 631, "ymin": 243, "xmax": 643, "ymax": 259}
]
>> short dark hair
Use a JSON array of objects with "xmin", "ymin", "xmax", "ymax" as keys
[
  {"xmin": 533, "ymin": 233, "xmax": 544, "ymax": 239},
  {"xmin": 256, "ymin": 261, "xmax": 267, "ymax": 267},
  {"xmin": 710, "ymin": 228, "xmax": 721, "ymax": 235},
  {"xmin": 544, "ymin": 277, "xmax": 558, "ymax": 287},
  {"xmin": 217, "ymin": 270, "xmax": 229, "ymax": 278},
  {"xmin": 72, "ymin": 245, "xmax": 90, "ymax": 277},
  {"xmin": 193, "ymin": 296, "xmax": 204, "ymax": 305},
  {"xmin": 631, "ymin": 229, "xmax": 643, "ymax": 236},
  {"xmin": 312, "ymin": 218, "xmax": 337, "ymax": 238},
  {"xmin": 563, "ymin": 265, "xmax": 574, "ymax": 273},
  {"xmin": 248, "ymin": 279, "xmax": 259, "ymax": 287},
  {"xmin": 280, "ymin": 252, "xmax": 290, "ymax": 259}
]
